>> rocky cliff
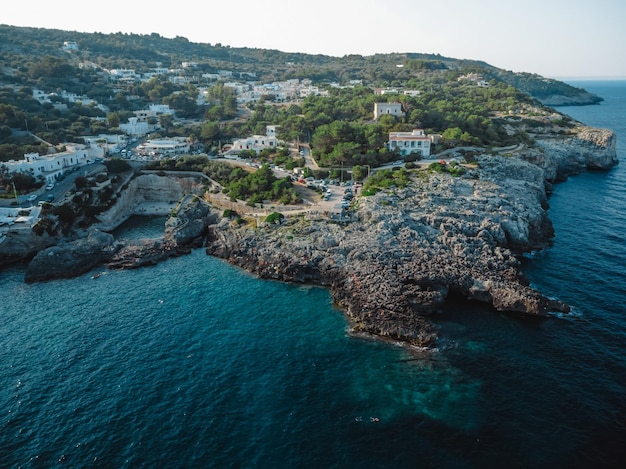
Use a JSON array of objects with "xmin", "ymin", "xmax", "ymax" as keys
[
  {"xmin": 95, "ymin": 173, "xmax": 186, "ymax": 231},
  {"xmin": 205, "ymin": 129, "xmax": 617, "ymax": 347},
  {"xmin": 533, "ymin": 127, "xmax": 618, "ymax": 180},
  {"xmin": 537, "ymin": 92, "xmax": 603, "ymax": 107},
  {"xmin": 11, "ymin": 126, "xmax": 619, "ymax": 348},
  {"xmin": 24, "ymin": 195, "xmax": 215, "ymax": 281}
]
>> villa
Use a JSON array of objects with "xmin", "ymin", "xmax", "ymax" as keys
[
  {"xmin": 228, "ymin": 126, "xmax": 280, "ymax": 154},
  {"xmin": 388, "ymin": 129, "xmax": 432, "ymax": 158}
]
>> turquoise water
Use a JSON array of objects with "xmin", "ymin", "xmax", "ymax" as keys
[{"xmin": 1, "ymin": 81, "xmax": 625, "ymax": 468}]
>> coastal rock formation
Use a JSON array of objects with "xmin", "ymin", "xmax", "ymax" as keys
[
  {"xmin": 532, "ymin": 127, "xmax": 618, "ymax": 180},
  {"xmin": 206, "ymin": 155, "xmax": 582, "ymax": 347},
  {"xmin": 106, "ymin": 195, "xmax": 214, "ymax": 270},
  {"xmin": 22, "ymin": 194, "xmax": 214, "ymax": 280},
  {"xmin": 13, "ymin": 124, "xmax": 619, "ymax": 347},
  {"xmin": 537, "ymin": 92, "xmax": 603, "ymax": 107},
  {"xmin": 0, "ymin": 229, "xmax": 57, "ymax": 269},
  {"xmin": 24, "ymin": 230, "xmax": 116, "ymax": 283},
  {"xmin": 509, "ymin": 126, "xmax": 616, "ymax": 190}
]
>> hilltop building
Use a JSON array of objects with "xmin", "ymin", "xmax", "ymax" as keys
[{"xmin": 374, "ymin": 103, "xmax": 404, "ymax": 120}]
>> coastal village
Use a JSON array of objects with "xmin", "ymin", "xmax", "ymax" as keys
[
  {"xmin": 0, "ymin": 25, "xmax": 618, "ymax": 366},
  {"xmin": 1, "ymin": 40, "xmax": 444, "ymax": 236}
]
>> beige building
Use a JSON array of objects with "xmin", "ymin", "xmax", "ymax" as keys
[{"xmin": 374, "ymin": 102, "xmax": 404, "ymax": 120}]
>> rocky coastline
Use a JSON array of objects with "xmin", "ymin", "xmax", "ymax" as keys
[
  {"xmin": 204, "ymin": 129, "xmax": 617, "ymax": 347},
  {"xmin": 23, "ymin": 194, "xmax": 216, "ymax": 283},
  {"xmin": 10, "ymin": 126, "xmax": 619, "ymax": 347}
]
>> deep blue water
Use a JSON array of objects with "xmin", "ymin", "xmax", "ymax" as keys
[{"xmin": 1, "ymin": 81, "xmax": 625, "ymax": 468}]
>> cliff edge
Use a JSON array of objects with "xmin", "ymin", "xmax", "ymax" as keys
[{"xmin": 205, "ymin": 128, "xmax": 617, "ymax": 347}]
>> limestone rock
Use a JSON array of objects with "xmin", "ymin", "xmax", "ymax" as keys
[{"xmin": 24, "ymin": 230, "xmax": 115, "ymax": 283}]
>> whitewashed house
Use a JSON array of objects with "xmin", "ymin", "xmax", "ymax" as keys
[
  {"xmin": 120, "ymin": 117, "xmax": 150, "ymax": 137},
  {"xmin": 228, "ymin": 126, "xmax": 280, "ymax": 155},
  {"xmin": 4, "ymin": 145, "xmax": 104, "ymax": 183},
  {"xmin": 388, "ymin": 129, "xmax": 432, "ymax": 158}
]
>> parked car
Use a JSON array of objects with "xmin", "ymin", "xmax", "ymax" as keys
[{"xmin": 46, "ymin": 183, "xmax": 55, "ymax": 190}]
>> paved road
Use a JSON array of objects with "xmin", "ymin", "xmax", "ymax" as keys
[{"xmin": 0, "ymin": 162, "xmax": 107, "ymax": 208}]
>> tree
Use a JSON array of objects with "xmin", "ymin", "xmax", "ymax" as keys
[
  {"xmin": 74, "ymin": 175, "xmax": 88, "ymax": 190},
  {"xmin": 265, "ymin": 212, "xmax": 284, "ymax": 224},
  {"xmin": 11, "ymin": 172, "xmax": 37, "ymax": 191},
  {"xmin": 159, "ymin": 114, "xmax": 174, "ymax": 130},
  {"xmin": 107, "ymin": 112, "xmax": 120, "ymax": 128},
  {"xmin": 352, "ymin": 165, "xmax": 367, "ymax": 182}
]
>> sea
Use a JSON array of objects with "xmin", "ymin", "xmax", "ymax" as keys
[{"xmin": 1, "ymin": 80, "xmax": 625, "ymax": 469}]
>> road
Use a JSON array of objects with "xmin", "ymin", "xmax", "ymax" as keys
[{"xmin": 1, "ymin": 162, "xmax": 107, "ymax": 208}]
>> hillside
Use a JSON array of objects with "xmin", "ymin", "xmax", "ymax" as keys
[
  {"xmin": 0, "ymin": 23, "xmax": 606, "ymax": 185},
  {"xmin": 0, "ymin": 24, "xmax": 601, "ymax": 105}
]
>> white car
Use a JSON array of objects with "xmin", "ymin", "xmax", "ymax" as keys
[{"xmin": 46, "ymin": 183, "xmax": 55, "ymax": 190}]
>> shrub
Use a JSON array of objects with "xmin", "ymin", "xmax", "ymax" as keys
[{"xmin": 265, "ymin": 211, "xmax": 284, "ymax": 224}]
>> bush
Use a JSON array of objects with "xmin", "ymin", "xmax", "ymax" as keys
[
  {"xmin": 104, "ymin": 158, "xmax": 131, "ymax": 173},
  {"xmin": 265, "ymin": 211, "xmax": 284, "ymax": 224}
]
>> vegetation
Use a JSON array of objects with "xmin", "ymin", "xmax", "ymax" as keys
[
  {"xmin": 148, "ymin": 156, "xmax": 301, "ymax": 205},
  {"xmin": 427, "ymin": 161, "xmax": 466, "ymax": 177},
  {"xmin": 362, "ymin": 168, "xmax": 412, "ymax": 195},
  {"xmin": 0, "ymin": 24, "xmax": 595, "ymax": 209},
  {"xmin": 218, "ymin": 165, "xmax": 300, "ymax": 206},
  {"xmin": 265, "ymin": 212, "xmax": 284, "ymax": 224}
]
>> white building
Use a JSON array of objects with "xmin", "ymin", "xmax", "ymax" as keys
[
  {"xmin": 374, "ymin": 102, "xmax": 404, "ymax": 120},
  {"xmin": 83, "ymin": 134, "xmax": 129, "ymax": 154},
  {"xmin": 136, "ymin": 138, "xmax": 190, "ymax": 157},
  {"xmin": 388, "ymin": 129, "xmax": 432, "ymax": 158},
  {"xmin": 120, "ymin": 117, "xmax": 150, "ymax": 137},
  {"xmin": 62, "ymin": 41, "xmax": 79, "ymax": 51},
  {"xmin": 229, "ymin": 126, "xmax": 280, "ymax": 154},
  {"xmin": 133, "ymin": 104, "xmax": 175, "ymax": 123},
  {"xmin": 4, "ymin": 145, "xmax": 104, "ymax": 183},
  {"xmin": 109, "ymin": 69, "xmax": 138, "ymax": 83}
]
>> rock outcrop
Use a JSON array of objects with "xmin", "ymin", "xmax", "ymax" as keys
[
  {"xmin": 525, "ymin": 126, "xmax": 618, "ymax": 184},
  {"xmin": 537, "ymin": 92, "xmax": 603, "ymax": 107},
  {"xmin": 13, "ymin": 124, "xmax": 619, "ymax": 348},
  {"xmin": 105, "ymin": 195, "xmax": 214, "ymax": 270},
  {"xmin": 205, "ymin": 139, "xmax": 616, "ymax": 347},
  {"xmin": 23, "ymin": 195, "xmax": 215, "ymax": 280},
  {"xmin": 24, "ymin": 230, "xmax": 116, "ymax": 283}
]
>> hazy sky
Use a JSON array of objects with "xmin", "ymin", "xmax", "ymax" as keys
[{"xmin": 3, "ymin": 0, "xmax": 625, "ymax": 78}]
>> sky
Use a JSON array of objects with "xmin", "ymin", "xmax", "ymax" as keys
[{"xmin": 3, "ymin": 0, "xmax": 626, "ymax": 79}]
